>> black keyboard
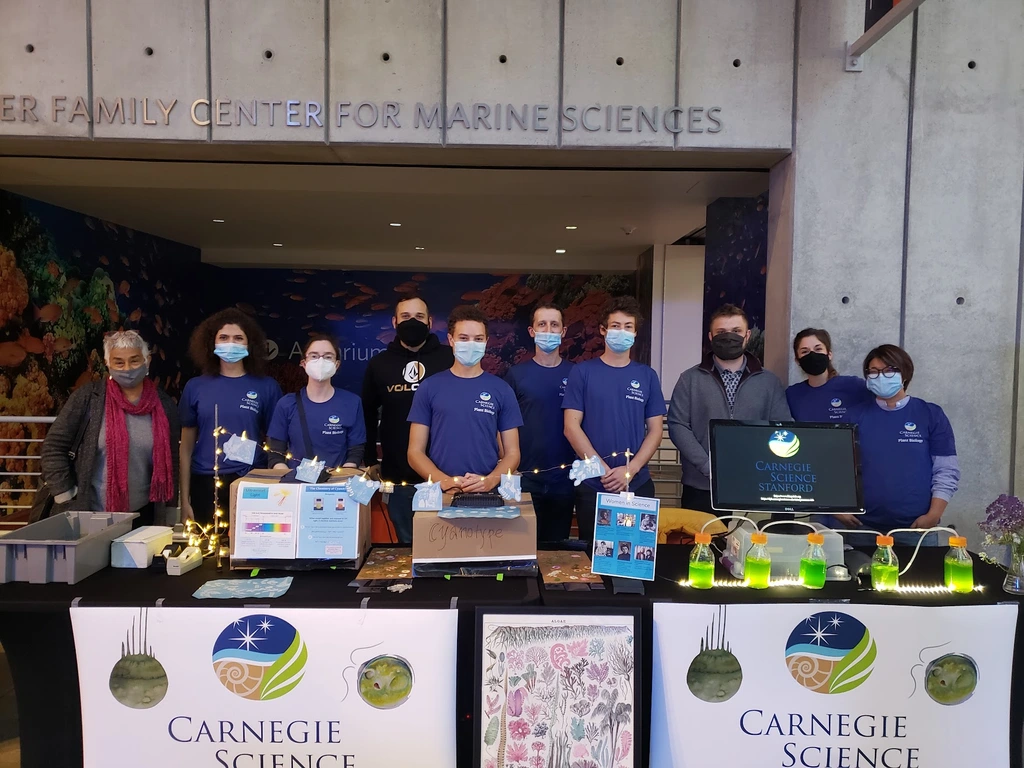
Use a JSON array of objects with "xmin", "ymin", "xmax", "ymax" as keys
[{"xmin": 449, "ymin": 492, "xmax": 506, "ymax": 508}]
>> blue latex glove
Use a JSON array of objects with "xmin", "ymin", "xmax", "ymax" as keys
[
  {"xmin": 569, "ymin": 456, "xmax": 606, "ymax": 486},
  {"xmin": 412, "ymin": 479, "xmax": 443, "ymax": 511},
  {"xmin": 345, "ymin": 475, "xmax": 380, "ymax": 506}
]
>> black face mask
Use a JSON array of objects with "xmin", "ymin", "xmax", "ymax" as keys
[
  {"xmin": 396, "ymin": 318, "xmax": 430, "ymax": 347},
  {"xmin": 710, "ymin": 332, "xmax": 745, "ymax": 361},
  {"xmin": 797, "ymin": 351, "xmax": 830, "ymax": 376}
]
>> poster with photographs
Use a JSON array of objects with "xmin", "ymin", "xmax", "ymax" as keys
[
  {"xmin": 475, "ymin": 608, "xmax": 642, "ymax": 768},
  {"xmin": 591, "ymin": 492, "xmax": 659, "ymax": 581}
]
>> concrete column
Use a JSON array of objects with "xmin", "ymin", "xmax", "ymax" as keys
[
  {"xmin": 904, "ymin": 1, "xmax": 1024, "ymax": 535},
  {"xmin": 770, "ymin": 0, "xmax": 1024, "ymax": 542}
]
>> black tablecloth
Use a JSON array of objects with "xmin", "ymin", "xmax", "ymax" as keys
[
  {"xmin": 541, "ymin": 545, "xmax": 1023, "ymax": 768},
  {"xmin": 1, "ymin": 545, "xmax": 1020, "ymax": 768},
  {"xmin": 0, "ymin": 554, "xmax": 539, "ymax": 768}
]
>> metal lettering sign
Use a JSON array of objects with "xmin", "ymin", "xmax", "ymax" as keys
[{"xmin": 0, "ymin": 95, "xmax": 724, "ymax": 135}]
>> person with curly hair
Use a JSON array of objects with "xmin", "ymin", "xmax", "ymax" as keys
[{"xmin": 178, "ymin": 308, "xmax": 282, "ymax": 525}]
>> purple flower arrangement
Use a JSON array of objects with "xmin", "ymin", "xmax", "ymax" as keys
[{"xmin": 979, "ymin": 494, "xmax": 1024, "ymax": 548}]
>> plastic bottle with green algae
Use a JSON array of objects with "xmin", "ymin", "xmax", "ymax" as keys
[
  {"xmin": 745, "ymin": 531, "xmax": 771, "ymax": 589},
  {"xmin": 871, "ymin": 535, "xmax": 899, "ymax": 591},
  {"xmin": 943, "ymin": 535, "xmax": 974, "ymax": 593},
  {"xmin": 689, "ymin": 531, "xmax": 715, "ymax": 589},
  {"xmin": 800, "ymin": 532, "xmax": 827, "ymax": 589}
]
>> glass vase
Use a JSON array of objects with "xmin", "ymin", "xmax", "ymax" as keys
[{"xmin": 1003, "ymin": 548, "xmax": 1024, "ymax": 595}]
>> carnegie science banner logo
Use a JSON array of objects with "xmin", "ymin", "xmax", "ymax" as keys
[
  {"xmin": 785, "ymin": 612, "xmax": 876, "ymax": 695},
  {"xmin": 212, "ymin": 615, "xmax": 308, "ymax": 701},
  {"xmin": 768, "ymin": 430, "xmax": 801, "ymax": 458}
]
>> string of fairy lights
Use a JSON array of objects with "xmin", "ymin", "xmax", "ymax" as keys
[
  {"xmin": 183, "ymin": 432, "xmax": 639, "ymax": 565},
  {"xmin": 255, "ymin": 443, "xmax": 638, "ymax": 493}
]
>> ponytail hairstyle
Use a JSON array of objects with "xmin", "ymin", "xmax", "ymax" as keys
[{"xmin": 792, "ymin": 328, "xmax": 838, "ymax": 378}]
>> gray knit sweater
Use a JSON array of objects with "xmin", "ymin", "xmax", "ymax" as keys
[
  {"xmin": 40, "ymin": 380, "xmax": 181, "ymax": 511},
  {"xmin": 667, "ymin": 352, "xmax": 792, "ymax": 491}
]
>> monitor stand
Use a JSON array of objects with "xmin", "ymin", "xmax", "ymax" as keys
[{"xmin": 763, "ymin": 512, "xmax": 807, "ymax": 536}]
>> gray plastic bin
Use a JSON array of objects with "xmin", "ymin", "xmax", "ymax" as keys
[{"xmin": 0, "ymin": 511, "xmax": 137, "ymax": 585}]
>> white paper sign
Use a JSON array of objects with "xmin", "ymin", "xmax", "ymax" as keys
[
  {"xmin": 232, "ymin": 482, "xmax": 299, "ymax": 559},
  {"xmin": 71, "ymin": 606, "xmax": 458, "ymax": 768},
  {"xmin": 650, "ymin": 602, "xmax": 1018, "ymax": 768}
]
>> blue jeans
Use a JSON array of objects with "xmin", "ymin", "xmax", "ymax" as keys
[{"xmin": 385, "ymin": 484, "xmax": 417, "ymax": 545}]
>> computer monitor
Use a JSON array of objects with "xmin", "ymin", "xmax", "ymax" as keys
[{"xmin": 709, "ymin": 420, "xmax": 863, "ymax": 515}]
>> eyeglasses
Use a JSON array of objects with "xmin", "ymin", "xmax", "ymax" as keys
[
  {"xmin": 306, "ymin": 353, "xmax": 337, "ymax": 362},
  {"xmin": 866, "ymin": 366, "xmax": 900, "ymax": 379}
]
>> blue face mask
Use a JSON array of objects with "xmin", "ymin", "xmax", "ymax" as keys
[
  {"xmin": 604, "ymin": 329, "xmax": 635, "ymax": 353},
  {"xmin": 534, "ymin": 332, "xmax": 562, "ymax": 353},
  {"xmin": 214, "ymin": 343, "xmax": 249, "ymax": 364},
  {"xmin": 453, "ymin": 340, "xmax": 486, "ymax": 366},
  {"xmin": 866, "ymin": 372, "xmax": 903, "ymax": 399}
]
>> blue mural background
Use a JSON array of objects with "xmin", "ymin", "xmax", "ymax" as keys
[
  {"xmin": 0, "ymin": 189, "xmax": 640, "ymax": 510},
  {"xmin": 0, "ymin": 190, "xmax": 202, "ymax": 507},
  {"xmin": 202, "ymin": 269, "xmax": 636, "ymax": 395},
  {"xmin": 703, "ymin": 194, "xmax": 769, "ymax": 361}
]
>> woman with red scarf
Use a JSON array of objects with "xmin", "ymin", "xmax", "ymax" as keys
[{"xmin": 41, "ymin": 331, "xmax": 180, "ymax": 527}]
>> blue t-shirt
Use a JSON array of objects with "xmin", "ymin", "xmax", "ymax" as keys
[
  {"xmin": 267, "ymin": 388, "xmax": 366, "ymax": 469},
  {"xmin": 505, "ymin": 358, "xmax": 576, "ymax": 494},
  {"xmin": 561, "ymin": 359, "xmax": 667, "ymax": 491},
  {"xmin": 786, "ymin": 375, "xmax": 874, "ymax": 423},
  {"xmin": 407, "ymin": 370, "xmax": 524, "ymax": 477},
  {"xmin": 179, "ymin": 374, "xmax": 283, "ymax": 475},
  {"xmin": 854, "ymin": 397, "xmax": 956, "ymax": 529}
]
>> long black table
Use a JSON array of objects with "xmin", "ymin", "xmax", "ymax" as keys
[
  {"xmin": 542, "ymin": 545, "xmax": 1023, "ymax": 768},
  {"xmin": 0, "ymin": 558, "xmax": 540, "ymax": 768},
  {"xmin": 0, "ymin": 546, "xmax": 1019, "ymax": 768}
]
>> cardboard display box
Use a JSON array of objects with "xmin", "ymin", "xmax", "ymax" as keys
[
  {"xmin": 411, "ymin": 494, "xmax": 537, "ymax": 565},
  {"xmin": 228, "ymin": 468, "xmax": 371, "ymax": 570}
]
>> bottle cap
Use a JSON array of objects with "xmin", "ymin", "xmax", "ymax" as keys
[
  {"xmin": 949, "ymin": 536, "xmax": 967, "ymax": 548},
  {"xmin": 694, "ymin": 532, "xmax": 712, "ymax": 545},
  {"xmin": 876, "ymin": 535, "xmax": 894, "ymax": 546},
  {"xmin": 807, "ymin": 532, "xmax": 825, "ymax": 545},
  {"xmin": 751, "ymin": 532, "xmax": 768, "ymax": 545}
]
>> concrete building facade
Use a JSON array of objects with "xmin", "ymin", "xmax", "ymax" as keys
[{"xmin": 1, "ymin": 0, "xmax": 1023, "ymax": 541}]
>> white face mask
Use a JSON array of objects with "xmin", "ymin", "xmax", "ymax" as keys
[{"xmin": 305, "ymin": 358, "xmax": 338, "ymax": 382}]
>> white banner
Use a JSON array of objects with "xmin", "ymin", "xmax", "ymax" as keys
[
  {"xmin": 71, "ymin": 606, "xmax": 458, "ymax": 768},
  {"xmin": 651, "ymin": 602, "xmax": 1017, "ymax": 768}
]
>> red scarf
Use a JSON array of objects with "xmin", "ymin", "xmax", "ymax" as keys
[{"xmin": 104, "ymin": 377, "xmax": 174, "ymax": 513}]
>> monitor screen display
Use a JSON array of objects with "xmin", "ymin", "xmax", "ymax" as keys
[{"xmin": 709, "ymin": 420, "xmax": 863, "ymax": 514}]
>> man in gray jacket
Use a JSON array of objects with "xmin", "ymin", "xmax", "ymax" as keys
[{"xmin": 668, "ymin": 304, "xmax": 791, "ymax": 513}]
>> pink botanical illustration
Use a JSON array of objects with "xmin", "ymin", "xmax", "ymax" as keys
[{"xmin": 481, "ymin": 619, "xmax": 635, "ymax": 768}]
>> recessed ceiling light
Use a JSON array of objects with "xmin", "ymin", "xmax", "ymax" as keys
[
  {"xmin": 415, "ymin": 246, "xmax": 425, "ymax": 250},
  {"xmin": 212, "ymin": 218, "xmax": 225, "ymax": 223},
  {"xmin": 273, "ymin": 243, "xmax": 283, "ymax": 247},
  {"xmin": 555, "ymin": 249, "xmax": 566, "ymax": 254},
  {"xmin": 389, "ymin": 222, "xmax": 401, "ymax": 227},
  {"xmin": 565, "ymin": 225, "xmax": 577, "ymax": 230}
]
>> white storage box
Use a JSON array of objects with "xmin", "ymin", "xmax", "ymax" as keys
[
  {"xmin": 111, "ymin": 525, "xmax": 173, "ymax": 568},
  {"xmin": 722, "ymin": 522, "xmax": 846, "ymax": 580}
]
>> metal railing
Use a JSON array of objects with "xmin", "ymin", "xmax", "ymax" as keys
[{"xmin": 0, "ymin": 415, "xmax": 55, "ymax": 527}]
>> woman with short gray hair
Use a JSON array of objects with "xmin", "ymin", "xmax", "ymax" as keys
[{"xmin": 41, "ymin": 330, "xmax": 180, "ymax": 527}]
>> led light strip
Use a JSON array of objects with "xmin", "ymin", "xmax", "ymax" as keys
[{"xmin": 677, "ymin": 579, "xmax": 984, "ymax": 593}]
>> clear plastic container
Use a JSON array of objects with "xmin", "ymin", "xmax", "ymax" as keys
[
  {"xmin": 745, "ymin": 531, "xmax": 771, "ymax": 589},
  {"xmin": 871, "ymin": 535, "xmax": 899, "ymax": 591},
  {"xmin": 689, "ymin": 531, "xmax": 715, "ymax": 589},
  {"xmin": 943, "ymin": 535, "xmax": 974, "ymax": 594},
  {"xmin": 800, "ymin": 532, "xmax": 827, "ymax": 589}
]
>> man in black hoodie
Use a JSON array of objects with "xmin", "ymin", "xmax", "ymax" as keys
[{"xmin": 362, "ymin": 296, "xmax": 454, "ymax": 542}]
